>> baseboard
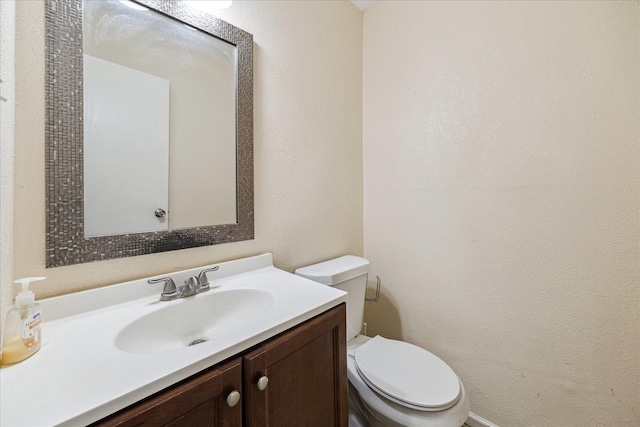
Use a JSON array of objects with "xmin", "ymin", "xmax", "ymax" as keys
[{"xmin": 465, "ymin": 411, "xmax": 500, "ymax": 427}]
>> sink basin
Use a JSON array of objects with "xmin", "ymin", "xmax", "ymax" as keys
[{"xmin": 115, "ymin": 288, "xmax": 275, "ymax": 353}]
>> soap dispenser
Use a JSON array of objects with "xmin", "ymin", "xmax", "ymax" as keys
[{"xmin": 1, "ymin": 277, "xmax": 46, "ymax": 365}]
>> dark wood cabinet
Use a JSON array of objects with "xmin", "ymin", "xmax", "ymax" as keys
[
  {"xmin": 93, "ymin": 304, "xmax": 346, "ymax": 427},
  {"xmin": 243, "ymin": 303, "xmax": 347, "ymax": 427},
  {"xmin": 94, "ymin": 357, "xmax": 243, "ymax": 427}
]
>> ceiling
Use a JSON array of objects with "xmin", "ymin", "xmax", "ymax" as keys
[{"xmin": 351, "ymin": 0, "xmax": 377, "ymax": 11}]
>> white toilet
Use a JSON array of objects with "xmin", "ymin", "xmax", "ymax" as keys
[{"xmin": 295, "ymin": 256, "xmax": 470, "ymax": 427}]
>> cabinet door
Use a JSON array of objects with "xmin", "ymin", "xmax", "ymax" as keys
[
  {"xmin": 94, "ymin": 357, "xmax": 242, "ymax": 427},
  {"xmin": 243, "ymin": 304, "xmax": 347, "ymax": 427}
]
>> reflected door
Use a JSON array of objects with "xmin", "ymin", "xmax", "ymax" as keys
[{"xmin": 83, "ymin": 54, "xmax": 170, "ymax": 236}]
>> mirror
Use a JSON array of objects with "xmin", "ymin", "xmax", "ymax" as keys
[
  {"xmin": 83, "ymin": 0, "xmax": 238, "ymax": 236},
  {"xmin": 45, "ymin": 0, "xmax": 253, "ymax": 267}
]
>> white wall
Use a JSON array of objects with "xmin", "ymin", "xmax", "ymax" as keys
[
  {"xmin": 363, "ymin": 1, "xmax": 639, "ymax": 425},
  {"xmin": 10, "ymin": 0, "xmax": 363, "ymax": 298},
  {"xmin": 0, "ymin": 0, "xmax": 16, "ymax": 348}
]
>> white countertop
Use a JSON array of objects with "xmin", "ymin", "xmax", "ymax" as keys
[{"xmin": 0, "ymin": 254, "xmax": 346, "ymax": 427}]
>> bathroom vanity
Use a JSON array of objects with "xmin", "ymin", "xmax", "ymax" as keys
[
  {"xmin": 94, "ymin": 304, "xmax": 347, "ymax": 426},
  {"xmin": 0, "ymin": 254, "xmax": 348, "ymax": 426}
]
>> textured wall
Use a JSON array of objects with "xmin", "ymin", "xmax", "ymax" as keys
[
  {"xmin": 363, "ymin": 1, "xmax": 639, "ymax": 425},
  {"xmin": 0, "ymin": 1, "xmax": 16, "ymax": 348},
  {"xmin": 10, "ymin": 0, "xmax": 363, "ymax": 298}
]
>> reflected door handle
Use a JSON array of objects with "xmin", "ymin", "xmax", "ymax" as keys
[{"xmin": 154, "ymin": 208, "xmax": 167, "ymax": 218}]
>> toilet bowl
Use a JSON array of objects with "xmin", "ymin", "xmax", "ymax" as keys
[
  {"xmin": 347, "ymin": 335, "xmax": 469, "ymax": 427},
  {"xmin": 295, "ymin": 256, "xmax": 470, "ymax": 427}
]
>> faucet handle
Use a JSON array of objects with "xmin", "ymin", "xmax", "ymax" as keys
[
  {"xmin": 148, "ymin": 277, "xmax": 179, "ymax": 301},
  {"xmin": 197, "ymin": 266, "xmax": 219, "ymax": 292}
]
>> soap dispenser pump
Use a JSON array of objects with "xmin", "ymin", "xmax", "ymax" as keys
[{"xmin": 1, "ymin": 277, "xmax": 46, "ymax": 365}]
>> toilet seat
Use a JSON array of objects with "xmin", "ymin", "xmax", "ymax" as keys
[{"xmin": 353, "ymin": 336, "xmax": 461, "ymax": 411}]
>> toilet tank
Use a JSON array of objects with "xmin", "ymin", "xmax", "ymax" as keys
[{"xmin": 295, "ymin": 256, "xmax": 370, "ymax": 340}]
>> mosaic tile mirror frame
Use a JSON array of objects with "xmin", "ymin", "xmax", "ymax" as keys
[{"xmin": 45, "ymin": 0, "xmax": 254, "ymax": 267}]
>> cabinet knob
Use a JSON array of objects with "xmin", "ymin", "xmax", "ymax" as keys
[
  {"xmin": 226, "ymin": 390, "xmax": 241, "ymax": 407},
  {"xmin": 256, "ymin": 375, "xmax": 269, "ymax": 391}
]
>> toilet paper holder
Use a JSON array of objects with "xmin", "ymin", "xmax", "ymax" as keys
[{"xmin": 365, "ymin": 276, "xmax": 381, "ymax": 302}]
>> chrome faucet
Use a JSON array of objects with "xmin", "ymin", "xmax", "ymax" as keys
[{"xmin": 148, "ymin": 266, "xmax": 219, "ymax": 301}]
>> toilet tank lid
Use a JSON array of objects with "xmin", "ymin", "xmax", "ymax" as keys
[{"xmin": 295, "ymin": 255, "xmax": 370, "ymax": 286}]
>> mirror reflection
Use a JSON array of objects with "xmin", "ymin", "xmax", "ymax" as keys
[
  {"xmin": 45, "ymin": 0, "xmax": 253, "ymax": 267},
  {"xmin": 83, "ymin": 0, "xmax": 237, "ymax": 236}
]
